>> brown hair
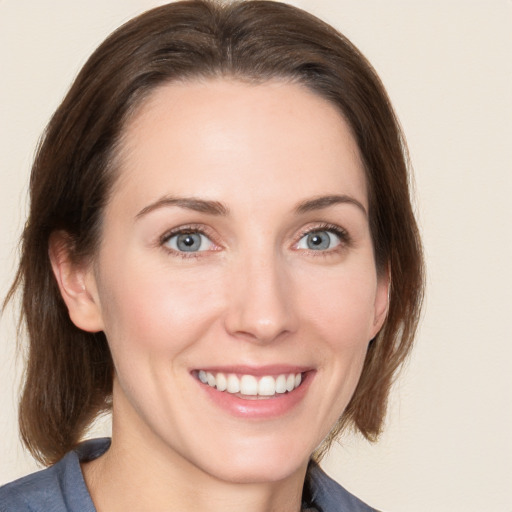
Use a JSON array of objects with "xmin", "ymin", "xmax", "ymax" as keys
[{"xmin": 5, "ymin": 0, "xmax": 424, "ymax": 465}]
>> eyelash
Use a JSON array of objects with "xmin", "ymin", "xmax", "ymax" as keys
[{"xmin": 158, "ymin": 222, "xmax": 351, "ymax": 258}]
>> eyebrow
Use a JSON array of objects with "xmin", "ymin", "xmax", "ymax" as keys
[
  {"xmin": 136, "ymin": 193, "xmax": 367, "ymax": 219},
  {"xmin": 294, "ymin": 194, "xmax": 367, "ymax": 217},
  {"xmin": 136, "ymin": 196, "xmax": 230, "ymax": 218}
]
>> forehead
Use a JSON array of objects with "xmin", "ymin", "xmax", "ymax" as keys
[{"xmin": 111, "ymin": 78, "xmax": 367, "ymax": 214}]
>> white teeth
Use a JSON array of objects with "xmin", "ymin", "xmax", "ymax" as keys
[
  {"xmin": 258, "ymin": 376, "xmax": 276, "ymax": 396},
  {"xmin": 286, "ymin": 374, "xmax": 295, "ymax": 392},
  {"xmin": 216, "ymin": 372, "xmax": 227, "ymax": 391},
  {"xmin": 198, "ymin": 371, "xmax": 303, "ymax": 397},
  {"xmin": 227, "ymin": 374, "xmax": 240, "ymax": 393},
  {"xmin": 275, "ymin": 374, "xmax": 287, "ymax": 394},
  {"xmin": 240, "ymin": 375, "xmax": 258, "ymax": 395}
]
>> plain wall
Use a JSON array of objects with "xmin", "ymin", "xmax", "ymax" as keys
[{"xmin": 1, "ymin": 1, "xmax": 511, "ymax": 511}]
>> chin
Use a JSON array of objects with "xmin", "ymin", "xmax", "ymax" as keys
[
  {"xmin": 193, "ymin": 436, "xmax": 314, "ymax": 485},
  {"xmin": 208, "ymin": 458, "xmax": 307, "ymax": 485}
]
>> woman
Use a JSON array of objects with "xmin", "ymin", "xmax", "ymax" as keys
[{"xmin": 0, "ymin": 1, "xmax": 423, "ymax": 510}]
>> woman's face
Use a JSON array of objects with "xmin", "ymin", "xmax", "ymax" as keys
[{"xmin": 77, "ymin": 79, "xmax": 388, "ymax": 483}]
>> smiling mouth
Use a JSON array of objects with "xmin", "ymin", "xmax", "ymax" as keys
[{"xmin": 195, "ymin": 370, "xmax": 303, "ymax": 399}]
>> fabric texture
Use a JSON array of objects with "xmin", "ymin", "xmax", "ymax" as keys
[{"xmin": 0, "ymin": 438, "xmax": 379, "ymax": 511}]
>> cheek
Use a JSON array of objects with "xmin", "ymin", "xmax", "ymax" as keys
[
  {"xmin": 295, "ymin": 262, "xmax": 378, "ymax": 350},
  {"xmin": 96, "ymin": 258, "xmax": 225, "ymax": 358}
]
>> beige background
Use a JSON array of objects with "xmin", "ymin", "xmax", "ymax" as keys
[{"xmin": 1, "ymin": 1, "xmax": 511, "ymax": 510}]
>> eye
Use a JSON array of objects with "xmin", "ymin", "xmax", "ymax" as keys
[
  {"xmin": 164, "ymin": 231, "xmax": 215, "ymax": 253},
  {"xmin": 296, "ymin": 229, "xmax": 342, "ymax": 251}
]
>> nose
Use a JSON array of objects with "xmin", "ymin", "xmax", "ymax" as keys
[{"xmin": 223, "ymin": 252, "xmax": 297, "ymax": 344}]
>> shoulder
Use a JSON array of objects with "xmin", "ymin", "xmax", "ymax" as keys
[
  {"xmin": 306, "ymin": 462, "xmax": 381, "ymax": 512},
  {"xmin": 0, "ymin": 438, "xmax": 110, "ymax": 512},
  {"xmin": 0, "ymin": 458, "xmax": 71, "ymax": 512},
  {"xmin": 1, "ymin": 465, "xmax": 55, "ymax": 511}
]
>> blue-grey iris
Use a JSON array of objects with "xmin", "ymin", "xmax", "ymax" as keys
[
  {"xmin": 307, "ymin": 231, "xmax": 331, "ymax": 250},
  {"xmin": 176, "ymin": 233, "xmax": 202, "ymax": 252}
]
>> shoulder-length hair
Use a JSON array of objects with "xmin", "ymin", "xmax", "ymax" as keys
[{"xmin": 5, "ymin": 0, "xmax": 424, "ymax": 465}]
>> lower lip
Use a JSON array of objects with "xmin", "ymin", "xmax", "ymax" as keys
[{"xmin": 197, "ymin": 372, "xmax": 314, "ymax": 419}]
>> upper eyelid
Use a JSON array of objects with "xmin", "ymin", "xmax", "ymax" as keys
[
  {"xmin": 160, "ymin": 224, "xmax": 217, "ymax": 243},
  {"xmin": 295, "ymin": 222, "xmax": 350, "ymax": 239}
]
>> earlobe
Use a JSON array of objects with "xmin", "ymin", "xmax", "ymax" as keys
[{"xmin": 49, "ymin": 231, "xmax": 104, "ymax": 333}]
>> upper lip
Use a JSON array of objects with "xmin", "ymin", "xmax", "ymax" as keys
[{"xmin": 192, "ymin": 365, "xmax": 313, "ymax": 377}]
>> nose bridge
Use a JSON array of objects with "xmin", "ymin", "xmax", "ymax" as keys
[{"xmin": 224, "ymin": 243, "xmax": 296, "ymax": 343}]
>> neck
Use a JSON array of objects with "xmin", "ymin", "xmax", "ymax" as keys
[
  {"xmin": 83, "ymin": 438, "xmax": 307, "ymax": 512},
  {"xmin": 82, "ymin": 406, "xmax": 308, "ymax": 512}
]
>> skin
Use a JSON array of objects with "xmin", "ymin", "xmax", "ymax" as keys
[{"xmin": 51, "ymin": 79, "xmax": 389, "ymax": 512}]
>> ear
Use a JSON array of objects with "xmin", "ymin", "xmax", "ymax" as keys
[
  {"xmin": 370, "ymin": 267, "xmax": 391, "ymax": 339},
  {"xmin": 49, "ymin": 231, "xmax": 104, "ymax": 333}
]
